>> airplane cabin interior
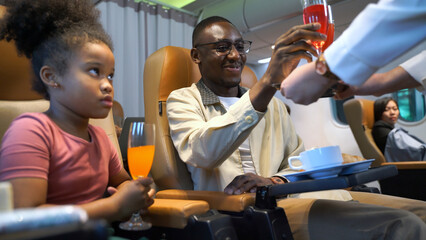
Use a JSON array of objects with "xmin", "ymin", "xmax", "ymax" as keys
[{"xmin": 0, "ymin": 0, "xmax": 425, "ymax": 239}]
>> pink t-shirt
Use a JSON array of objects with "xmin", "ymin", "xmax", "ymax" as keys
[{"xmin": 0, "ymin": 112, "xmax": 122, "ymax": 205}]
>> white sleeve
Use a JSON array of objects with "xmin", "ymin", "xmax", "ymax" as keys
[
  {"xmin": 400, "ymin": 50, "xmax": 426, "ymax": 94},
  {"xmin": 324, "ymin": 0, "xmax": 426, "ymax": 86}
]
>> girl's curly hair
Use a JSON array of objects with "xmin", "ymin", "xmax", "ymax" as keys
[{"xmin": 0, "ymin": 0, "xmax": 113, "ymax": 99}]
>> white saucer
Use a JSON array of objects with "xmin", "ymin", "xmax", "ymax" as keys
[{"xmin": 284, "ymin": 159, "xmax": 375, "ymax": 181}]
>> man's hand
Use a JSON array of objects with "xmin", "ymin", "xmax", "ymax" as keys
[
  {"xmin": 224, "ymin": 173, "xmax": 273, "ymax": 195},
  {"xmin": 264, "ymin": 23, "xmax": 326, "ymax": 86},
  {"xmin": 250, "ymin": 23, "xmax": 326, "ymax": 111}
]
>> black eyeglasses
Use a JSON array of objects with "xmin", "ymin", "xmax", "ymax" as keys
[{"xmin": 195, "ymin": 40, "xmax": 252, "ymax": 55}]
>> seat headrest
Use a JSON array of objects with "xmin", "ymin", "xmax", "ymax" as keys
[
  {"xmin": 143, "ymin": 46, "xmax": 259, "ymax": 190},
  {"xmin": 0, "ymin": 6, "xmax": 42, "ymax": 100},
  {"xmin": 343, "ymin": 98, "xmax": 385, "ymax": 166},
  {"xmin": 361, "ymin": 100, "xmax": 375, "ymax": 130},
  {"xmin": 156, "ymin": 46, "xmax": 201, "ymax": 102}
]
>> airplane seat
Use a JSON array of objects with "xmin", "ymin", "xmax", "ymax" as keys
[
  {"xmin": 144, "ymin": 46, "xmax": 197, "ymax": 190},
  {"xmin": 343, "ymin": 98, "xmax": 426, "ymax": 200},
  {"xmin": 0, "ymin": 41, "xmax": 42, "ymax": 101},
  {"xmin": 343, "ymin": 98, "xmax": 386, "ymax": 167},
  {"xmin": 143, "ymin": 46, "xmax": 296, "ymax": 240},
  {"xmin": 112, "ymin": 100, "xmax": 125, "ymax": 137},
  {"xmin": 144, "ymin": 45, "xmax": 259, "ymax": 191},
  {"xmin": 0, "ymin": 34, "xmax": 220, "ymax": 239}
]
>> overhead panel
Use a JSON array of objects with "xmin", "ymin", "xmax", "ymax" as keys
[
  {"xmin": 243, "ymin": 0, "xmax": 301, "ymax": 31},
  {"xmin": 200, "ymin": 0, "xmax": 248, "ymax": 33},
  {"xmin": 242, "ymin": 31, "xmax": 270, "ymax": 51},
  {"xmin": 245, "ymin": 15, "xmax": 302, "ymax": 47},
  {"xmin": 200, "ymin": 0, "xmax": 302, "ymax": 34}
]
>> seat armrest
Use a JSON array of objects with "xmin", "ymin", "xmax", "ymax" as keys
[
  {"xmin": 156, "ymin": 190, "xmax": 255, "ymax": 212},
  {"xmin": 147, "ymin": 198, "xmax": 209, "ymax": 229},
  {"xmin": 381, "ymin": 161, "xmax": 426, "ymax": 169}
]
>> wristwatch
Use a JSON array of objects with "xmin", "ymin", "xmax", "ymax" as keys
[{"xmin": 315, "ymin": 54, "xmax": 340, "ymax": 82}]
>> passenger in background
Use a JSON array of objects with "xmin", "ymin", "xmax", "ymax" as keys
[
  {"xmin": 167, "ymin": 16, "xmax": 426, "ymax": 240},
  {"xmin": 0, "ymin": 0, "xmax": 154, "ymax": 222},
  {"xmin": 373, "ymin": 97, "xmax": 426, "ymax": 162},
  {"xmin": 373, "ymin": 97, "xmax": 401, "ymax": 153},
  {"xmin": 280, "ymin": 0, "xmax": 425, "ymax": 104}
]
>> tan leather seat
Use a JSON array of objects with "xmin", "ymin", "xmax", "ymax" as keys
[
  {"xmin": 0, "ymin": 39, "xmax": 42, "ymax": 100},
  {"xmin": 144, "ymin": 45, "xmax": 258, "ymax": 191},
  {"xmin": 143, "ymin": 46, "xmax": 296, "ymax": 239},
  {"xmin": 143, "ymin": 46, "xmax": 256, "ymax": 207},
  {"xmin": 112, "ymin": 100, "xmax": 124, "ymax": 124},
  {"xmin": 343, "ymin": 98, "xmax": 426, "ymax": 200},
  {"xmin": 343, "ymin": 98, "xmax": 385, "ymax": 167}
]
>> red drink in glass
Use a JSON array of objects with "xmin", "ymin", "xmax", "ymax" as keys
[
  {"xmin": 323, "ymin": 22, "xmax": 334, "ymax": 50},
  {"xmin": 303, "ymin": 4, "xmax": 328, "ymax": 53}
]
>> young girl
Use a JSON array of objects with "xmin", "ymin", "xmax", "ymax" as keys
[{"xmin": 0, "ymin": 0, "xmax": 155, "ymax": 222}]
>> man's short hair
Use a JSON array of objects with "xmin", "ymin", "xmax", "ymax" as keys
[{"xmin": 192, "ymin": 16, "xmax": 234, "ymax": 47}]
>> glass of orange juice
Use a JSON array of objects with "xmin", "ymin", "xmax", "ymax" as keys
[{"xmin": 119, "ymin": 122, "xmax": 155, "ymax": 231}]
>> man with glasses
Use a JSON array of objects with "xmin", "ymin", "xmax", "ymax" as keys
[
  {"xmin": 167, "ymin": 16, "xmax": 426, "ymax": 239},
  {"xmin": 168, "ymin": 16, "xmax": 320, "ymax": 193}
]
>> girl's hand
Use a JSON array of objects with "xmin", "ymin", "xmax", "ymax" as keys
[{"xmin": 110, "ymin": 177, "xmax": 155, "ymax": 219}]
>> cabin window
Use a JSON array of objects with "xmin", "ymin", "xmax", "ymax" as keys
[
  {"xmin": 331, "ymin": 97, "xmax": 354, "ymax": 125},
  {"xmin": 393, "ymin": 89, "xmax": 426, "ymax": 122},
  {"xmin": 332, "ymin": 89, "xmax": 425, "ymax": 124}
]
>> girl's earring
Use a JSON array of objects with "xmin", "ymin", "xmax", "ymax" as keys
[{"xmin": 52, "ymin": 82, "xmax": 59, "ymax": 88}]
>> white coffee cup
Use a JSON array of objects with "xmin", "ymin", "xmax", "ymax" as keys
[{"xmin": 288, "ymin": 145, "xmax": 343, "ymax": 171}]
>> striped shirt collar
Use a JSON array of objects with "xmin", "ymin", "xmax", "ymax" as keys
[{"xmin": 196, "ymin": 79, "xmax": 248, "ymax": 106}]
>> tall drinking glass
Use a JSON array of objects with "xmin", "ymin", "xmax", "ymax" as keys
[
  {"xmin": 301, "ymin": 0, "xmax": 329, "ymax": 55},
  {"xmin": 119, "ymin": 122, "xmax": 155, "ymax": 231},
  {"xmin": 319, "ymin": 4, "xmax": 337, "ymax": 97},
  {"xmin": 322, "ymin": 5, "xmax": 334, "ymax": 51}
]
